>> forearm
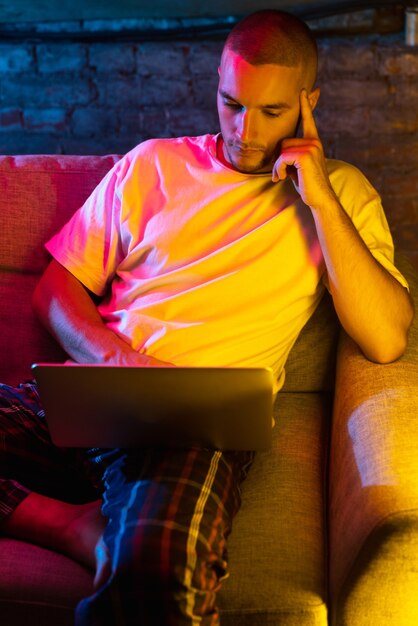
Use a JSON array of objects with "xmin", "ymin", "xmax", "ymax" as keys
[
  {"xmin": 312, "ymin": 195, "xmax": 414, "ymax": 363},
  {"xmin": 272, "ymin": 87, "xmax": 414, "ymax": 362},
  {"xmin": 32, "ymin": 260, "xmax": 168, "ymax": 366}
]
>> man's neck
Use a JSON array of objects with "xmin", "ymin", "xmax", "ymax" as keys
[{"xmin": 216, "ymin": 135, "xmax": 232, "ymax": 169}]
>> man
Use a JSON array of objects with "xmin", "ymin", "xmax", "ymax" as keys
[{"xmin": 0, "ymin": 9, "xmax": 414, "ymax": 626}]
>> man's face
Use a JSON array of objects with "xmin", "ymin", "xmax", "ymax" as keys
[{"xmin": 217, "ymin": 49, "xmax": 305, "ymax": 174}]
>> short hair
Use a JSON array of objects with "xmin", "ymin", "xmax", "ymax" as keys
[{"xmin": 223, "ymin": 10, "xmax": 318, "ymax": 85}]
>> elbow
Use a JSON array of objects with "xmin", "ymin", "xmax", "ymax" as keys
[
  {"xmin": 364, "ymin": 329, "xmax": 411, "ymax": 365},
  {"xmin": 366, "ymin": 343, "xmax": 406, "ymax": 365},
  {"xmin": 369, "ymin": 294, "xmax": 415, "ymax": 364}
]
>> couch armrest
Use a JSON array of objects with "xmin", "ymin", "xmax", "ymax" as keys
[{"xmin": 328, "ymin": 257, "xmax": 418, "ymax": 619}]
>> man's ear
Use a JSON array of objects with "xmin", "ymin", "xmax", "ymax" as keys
[{"xmin": 309, "ymin": 86, "xmax": 320, "ymax": 112}]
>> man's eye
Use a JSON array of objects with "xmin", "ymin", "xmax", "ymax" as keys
[
  {"xmin": 264, "ymin": 110, "xmax": 280, "ymax": 118},
  {"xmin": 224, "ymin": 100, "xmax": 242, "ymax": 110}
]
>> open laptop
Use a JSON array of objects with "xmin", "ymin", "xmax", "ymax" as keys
[{"xmin": 31, "ymin": 363, "xmax": 274, "ymax": 451}]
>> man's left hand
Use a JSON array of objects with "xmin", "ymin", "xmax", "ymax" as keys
[{"xmin": 272, "ymin": 89, "xmax": 336, "ymax": 211}]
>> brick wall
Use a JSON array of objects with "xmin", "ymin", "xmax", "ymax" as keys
[{"xmin": 0, "ymin": 33, "xmax": 417, "ymax": 271}]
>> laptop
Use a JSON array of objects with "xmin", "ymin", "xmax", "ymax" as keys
[{"xmin": 31, "ymin": 363, "xmax": 274, "ymax": 451}]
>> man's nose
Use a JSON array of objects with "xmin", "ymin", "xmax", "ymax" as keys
[{"xmin": 237, "ymin": 110, "xmax": 255, "ymax": 142}]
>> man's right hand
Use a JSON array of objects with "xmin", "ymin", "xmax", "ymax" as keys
[{"xmin": 107, "ymin": 349, "xmax": 175, "ymax": 368}]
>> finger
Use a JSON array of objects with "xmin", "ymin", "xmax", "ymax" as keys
[
  {"xmin": 300, "ymin": 88, "xmax": 319, "ymax": 140},
  {"xmin": 272, "ymin": 157, "xmax": 290, "ymax": 183},
  {"xmin": 280, "ymin": 138, "xmax": 314, "ymax": 149},
  {"xmin": 272, "ymin": 153, "xmax": 298, "ymax": 182},
  {"xmin": 272, "ymin": 160, "xmax": 285, "ymax": 183}
]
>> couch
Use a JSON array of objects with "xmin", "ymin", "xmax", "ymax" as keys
[{"xmin": 0, "ymin": 153, "xmax": 417, "ymax": 626}]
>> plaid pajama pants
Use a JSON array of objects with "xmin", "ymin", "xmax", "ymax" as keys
[{"xmin": 0, "ymin": 381, "xmax": 255, "ymax": 625}]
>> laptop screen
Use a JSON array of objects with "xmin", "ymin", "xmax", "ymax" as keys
[{"xmin": 32, "ymin": 364, "xmax": 274, "ymax": 451}]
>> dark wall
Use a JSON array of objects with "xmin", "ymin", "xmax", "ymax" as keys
[{"xmin": 0, "ymin": 28, "xmax": 417, "ymax": 272}]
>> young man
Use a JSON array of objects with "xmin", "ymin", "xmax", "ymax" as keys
[{"xmin": 0, "ymin": 9, "xmax": 414, "ymax": 626}]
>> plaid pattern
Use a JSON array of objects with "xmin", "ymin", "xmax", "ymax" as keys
[
  {"xmin": 0, "ymin": 382, "xmax": 254, "ymax": 625},
  {"xmin": 0, "ymin": 381, "xmax": 101, "ymax": 515},
  {"xmin": 77, "ymin": 446, "xmax": 254, "ymax": 626}
]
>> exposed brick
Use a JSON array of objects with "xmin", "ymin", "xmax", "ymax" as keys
[
  {"xmin": 320, "ymin": 41, "xmax": 376, "ymax": 78},
  {"xmin": 332, "ymin": 135, "xmax": 418, "ymax": 169},
  {"xmin": 379, "ymin": 48, "xmax": 418, "ymax": 76},
  {"xmin": 138, "ymin": 108, "xmax": 169, "ymax": 139},
  {"xmin": 382, "ymin": 172, "xmax": 418, "ymax": 196},
  {"xmin": 320, "ymin": 135, "xmax": 339, "ymax": 159},
  {"xmin": 0, "ymin": 75, "xmax": 96, "ymax": 107},
  {"xmin": 319, "ymin": 79, "xmax": 390, "ymax": 110},
  {"xmin": 370, "ymin": 106, "xmax": 418, "ymax": 134},
  {"xmin": 24, "ymin": 108, "xmax": 67, "ymax": 131},
  {"xmin": 136, "ymin": 43, "xmax": 188, "ymax": 77},
  {"xmin": 383, "ymin": 195, "xmax": 418, "ymax": 225},
  {"xmin": 94, "ymin": 75, "xmax": 142, "ymax": 108},
  {"xmin": 0, "ymin": 131, "xmax": 62, "ymax": 155},
  {"xmin": 401, "ymin": 250, "xmax": 418, "ymax": 275},
  {"xmin": 36, "ymin": 43, "xmax": 87, "ymax": 73},
  {"xmin": 362, "ymin": 166, "xmax": 384, "ymax": 190},
  {"xmin": 166, "ymin": 108, "xmax": 218, "ymax": 137},
  {"xmin": 139, "ymin": 76, "xmax": 190, "ymax": 106},
  {"xmin": 192, "ymin": 75, "xmax": 218, "ymax": 108},
  {"xmin": 119, "ymin": 109, "xmax": 142, "ymax": 136},
  {"xmin": 316, "ymin": 53, "xmax": 327, "ymax": 82},
  {"xmin": 315, "ymin": 107, "xmax": 371, "ymax": 137},
  {"xmin": 89, "ymin": 44, "xmax": 136, "ymax": 75},
  {"xmin": 60, "ymin": 136, "xmax": 126, "ymax": 155},
  {"xmin": 0, "ymin": 45, "xmax": 34, "ymax": 73},
  {"xmin": 390, "ymin": 222, "xmax": 418, "ymax": 252},
  {"xmin": 331, "ymin": 137, "xmax": 381, "ymax": 168},
  {"xmin": 0, "ymin": 108, "xmax": 23, "ymax": 131},
  {"xmin": 392, "ymin": 79, "xmax": 418, "ymax": 108},
  {"xmin": 188, "ymin": 42, "xmax": 223, "ymax": 75},
  {"xmin": 71, "ymin": 107, "xmax": 120, "ymax": 138}
]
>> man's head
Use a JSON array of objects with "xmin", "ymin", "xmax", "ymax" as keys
[{"xmin": 217, "ymin": 10, "xmax": 320, "ymax": 174}]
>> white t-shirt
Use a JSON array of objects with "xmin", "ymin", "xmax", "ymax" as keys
[{"xmin": 46, "ymin": 134, "xmax": 408, "ymax": 393}]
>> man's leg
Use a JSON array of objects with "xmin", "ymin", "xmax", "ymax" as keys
[
  {"xmin": 76, "ymin": 446, "xmax": 255, "ymax": 626},
  {"xmin": 0, "ymin": 381, "xmax": 104, "ymax": 566}
]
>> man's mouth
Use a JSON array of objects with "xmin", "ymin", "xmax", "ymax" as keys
[{"xmin": 231, "ymin": 144, "xmax": 263, "ymax": 155}]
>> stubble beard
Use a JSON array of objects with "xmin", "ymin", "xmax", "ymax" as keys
[{"xmin": 223, "ymin": 141, "xmax": 275, "ymax": 175}]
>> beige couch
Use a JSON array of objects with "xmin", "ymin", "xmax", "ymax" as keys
[{"xmin": 0, "ymin": 154, "xmax": 417, "ymax": 625}]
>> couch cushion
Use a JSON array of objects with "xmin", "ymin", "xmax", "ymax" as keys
[
  {"xmin": 0, "ymin": 155, "xmax": 120, "ymax": 385},
  {"xmin": 218, "ymin": 391, "xmax": 330, "ymax": 625},
  {"xmin": 0, "ymin": 155, "xmax": 121, "ymax": 274},
  {"xmin": 282, "ymin": 290, "xmax": 339, "ymax": 393},
  {"xmin": 0, "ymin": 391, "xmax": 329, "ymax": 626},
  {"xmin": 0, "ymin": 272, "xmax": 67, "ymax": 385},
  {"xmin": 0, "ymin": 539, "xmax": 93, "ymax": 626}
]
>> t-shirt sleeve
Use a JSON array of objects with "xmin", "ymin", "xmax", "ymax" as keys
[
  {"xmin": 46, "ymin": 157, "xmax": 129, "ymax": 296},
  {"xmin": 322, "ymin": 160, "xmax": 409, "ymax": 292}
]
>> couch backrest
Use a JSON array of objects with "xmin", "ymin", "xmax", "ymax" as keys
[
  {"xmin": 0, "ymin": 154, "xmax": 340, "ymax": 391},
  {"xmin": 0, "ymin": 154, "xmax": 121, "ymax": 385}
]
